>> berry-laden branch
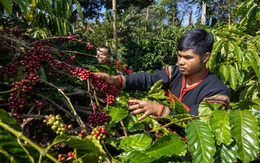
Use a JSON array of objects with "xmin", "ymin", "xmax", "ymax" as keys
[{"xmin": 64, "ymin": 64, "xmax": 120, "ymax": 105}]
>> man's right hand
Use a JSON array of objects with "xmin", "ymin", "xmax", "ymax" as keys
[{"xmin": 93, "ymin": 72, "xmax": 119, "ymax": 86}]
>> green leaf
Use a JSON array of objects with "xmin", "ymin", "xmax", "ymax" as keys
[
  {"xmin": 75, "ymin": 152, "xmax": 100, "ymax": 163},
  {"xmin": 229, "ymin": 110, "xmax": 259, "ymax": 162},
  {"xmin": 251, "ymin": 104, "xmax": 260, "ymax": 126},
  {"xmin": 51, "ymin": 135, "xmax": 101, "ymax": 157},
  {"xmin": 209, "ymin": 40, "xmax": 224, "ymax": 70},
  {"xmin": 231, "ymin": 99, "xmax": 256, "ymax": 110},
  {"xmin": 119, "ymin": 151, "xmax": 152, "ymax": 163},
  {"xmin": 0, "ymin": 0, "xmax": 12, "ymax": 14},
  {"xmin": 14, "ymin": 0, "xmax": 27, "ymax": 12},
  {"xmin": 0, "ymin": 109, "xmax": 22, "ymax": 132},
  {"xmin": 198, "ymin": 102, "xmax": 223, "ymax": 123},
  {"xmin": 239, "ymin": 81, "xmax": 259, "ymax": 100},
  {"xmin": 73, "ymin": 0, "xmax": 83, "ymax": 20},
  {"xmin": 235, "ymin": 63, "xmax": 244, "ymax": 87},
  {"xmin": 123, "ymin": 114, "xmax": 145, "ymax": 132},
  {"xmin": 148, "ymin": 80, "xmax": 163, "ymax": 95},
  {"xmin": 186, "ymin": 119, "xmax": 216, "ymax": 163},
  {"xmin": 147, "ymin": 92, "xmax": 167, "ymax": 100},
  {"xmin": 233, "ymin": 43, "xmax": 243, "ymax": 66},
  {"xmin": 38, "ymin": 66, "xmax": 48, "ymax": 81},
  {"xmin": 107, "ymin": 104, "xmax": 129, "ymax": 128},
  {"xmin": 246, "ymin": 50, "xmax": 260, "ymax": 81},
  {"xmin": 145, "ymin": 133, "xmax": 186, "ymax": 159},
  {"xmin": 0, "ymin": 110, "xmax": 39, "ymax": 162},
  {"xmin": 119, "ymin": 133, "xmax": 152, "ymax": 151},
  {"xmin": 228, "ymin": 65, "xmax": 237, "ymax": 90},
  {"xmin": 219, "ymin": 65, "xmax": 229, "ymax": 83},
  {"xmin": 167, "ymin": 91, "xmax": 188, "ymax": 114},
  {"xmin": 214, "ymin": 142, "xmax": 238, "ymax": 163},
  {"xmin": 210, "ymin": 110, "xmax": 232, "ymax": 146}
]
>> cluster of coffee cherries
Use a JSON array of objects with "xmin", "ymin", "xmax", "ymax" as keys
[
  {"xmin": 1, "ymin": 61, "xmax": 18, "ymax": 76},
  {"xmin": 78, "ymin": 129, "xmax": 87, "ymax": 138},
  {"xmin": 88, "ymin": 111, "xmax": 110, "ymax": 127},
  {"xmin": 114, "ymin": 61, "xmax": 133, "ymax": 75},
  {"xmin": 67, "ymin": 66, "xmax": 92, "ymax": 80},
  {"xmin": 7, "ymin": 73, "xmax": 39, "ymax": 112},
  {"xmin": 90, "ymin": 74, "xmax": 119, "ymax": 105},
  {"xmin": 68, "ymin": 34, "xmax": 75, "ymax": 41},
  {"xmin": 106, "ymin": 95, "xmax": 115, "ymax": 105},
  {"xmin": 21, "ymin": 42, "xmax": 54, "ymax": 73},
  {"xmin": 58, "ymin": 151, "xmax": 75, "ymax": 162},
  {"xmin": 86, "ymin": 40, "xmax": 94, "ymax": 50},
  {"xmin": 91, "ymin": 126, "xmax": 108, "ymax": 142},
  {"xmin": 66, "ymin": 66, "xmax": 119, "ymax": 105},
  {"xmin": 35, "ymin": 100, "xmax": 43, "ymax": 110},
  {"xmin": 45, "ymin": 114, "xmax": 74, "ymax": 135}
]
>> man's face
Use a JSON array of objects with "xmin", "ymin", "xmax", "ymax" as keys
[
  {"xmin": 177, "ymin": 49, "xmax": 205, "ymax": 75},
  {"xmin": 96, "ymin": 48, "xmax": 109, "ymax": 64}
]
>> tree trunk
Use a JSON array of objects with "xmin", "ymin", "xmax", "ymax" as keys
[
  {"xmin": 112, "ymin": 0, "xmax": 118, "ymax": 59},
  {"xmin": 227, "ymin": 0, "xmax": 231, "ymax": 25},
  {"xmin": 146, "ymin": 7, "xmax": 149, "ymax": 21},
  {"xmin": 201, "ymin": 1, "xmax": 206, "ymax": 25},
  {"xmin": 188, "ymin": 10, "xmax": 193, "ymax": 26},
  {"xmin": 180, "ymin": 11, "xmax": 185, "ymax": 24},
  {"xmin": 172, "ymin": 3, "xmax": 177, "ymax": 25}
]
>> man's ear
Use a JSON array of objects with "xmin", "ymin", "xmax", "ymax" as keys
[{"xmin": 203, "ymin": 52, "xmax": 211, "ymax": 63}]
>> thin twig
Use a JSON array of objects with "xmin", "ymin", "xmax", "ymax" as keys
[
  {"xmin": 87, "ymin": 79, "xmax": 95, "ymax": 110},
  {"xmin": 35, "ymin": 93, "xmax": 73, "ymax": 118},
  {"xmin": 40, "ymin": 79, "xmax": 87, "ymax": 131},
  {"xmin": 120, "ymin": 120, "xmax": 128, "ymax": 136},
  {"xmin": 74, "ymin": 106, "xmax": 92, "ymax": 114},
  {"xmin": 60, "ymin": 97, "xmax": 87, "ymax": 132}
]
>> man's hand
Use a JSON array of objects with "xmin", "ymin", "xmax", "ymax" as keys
[
  {"xmin": 128, "ymin": 99, "xmax": 164, "ymax": 120},
  {"xmin": 93, "ymin": 72, "xmax": 118, "ymax": 86}
]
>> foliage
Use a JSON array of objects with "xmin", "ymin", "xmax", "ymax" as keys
[
  {"xmin": 0, "ymin": 24, "xmax": 260, "ymax": 163},
  {"xmin": 87, "ymin": 8, "xmax": 189, "ymax": 72},
  {"xmin": 208, "ymin": 0, "xmax": 260, "ymax": 102},
  {"xmin": 232, "ymin": 0, "xmax": 260, "ymax": 35}
]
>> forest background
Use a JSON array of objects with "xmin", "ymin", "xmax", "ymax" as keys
[{"xmin": 0, "ymin": 0, "xmax": 260, "ymax": 163}]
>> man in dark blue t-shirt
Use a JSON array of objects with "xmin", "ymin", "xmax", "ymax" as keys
[{"xmin": 95, "ymin": 28, "xmax": 231, "ymax": 120}]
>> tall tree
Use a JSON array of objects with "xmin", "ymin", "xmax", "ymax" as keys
[
  {"xmin": 200, "ymin": 0, "xmax": 206, "ymax": 24},
  {"xmin": 191, "ymin": 0, "xmax": 244, "ymax": 26},
  {"xmin": 112, "ymin": 0, "xmax": 118, "ymax": 59}
]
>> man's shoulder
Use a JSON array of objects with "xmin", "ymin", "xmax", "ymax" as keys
[
  {"xmin": 206, "ymin": 72, "xmax": 225, "ymax": 83},
  {"xmin": 204, "ymin": 72, "xmax": 230, "ymax": 92}
]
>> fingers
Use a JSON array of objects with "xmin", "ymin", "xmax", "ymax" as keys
[
  {"xmin": 138, "ymin": 112, "xmax": 149, "ymax": 121},
  {"xmin": 130, "ymin": 108, "xmax": 144, "ymax": 115},
  {"xmin": 128, "ymin": 99, "xmax": 143, "ymax": 111},
  {"xmin": 128, "ymin": 99, "xmax": 150, "ymax": 120},
  {"xmin": 94, "ymin": 72, "xmax": 108, "ymax": 80}
]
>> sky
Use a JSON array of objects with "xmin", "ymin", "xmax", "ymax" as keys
[{"xmin": 90, "ymin": 2, "xmax": 200, "ymax": 27}]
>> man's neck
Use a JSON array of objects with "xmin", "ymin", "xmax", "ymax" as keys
[{"xmin": 185, "ymin": 68, "xmax": 208, "ymax": 87}]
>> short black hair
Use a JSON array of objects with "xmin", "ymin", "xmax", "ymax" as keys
[
  {"xmin": 97, "ymin": 45, "xmax": 111, "ymax": 56},
  {"xmin": 177, "ymin": 28, "xmax": 214, "ymax": 57}
]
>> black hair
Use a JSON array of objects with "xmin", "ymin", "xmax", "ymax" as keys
[
  {"xmin": 177, "ymin": 28, "xmax": 214, "ymax": 57},
  {"xmin": 97, "ymin": 45, "xmax": 111, "ymax": 56}
]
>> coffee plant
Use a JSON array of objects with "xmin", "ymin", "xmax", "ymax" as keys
[{"xmin": 1, "ymin": 24, "xmax": 260, "ymax": 163}]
